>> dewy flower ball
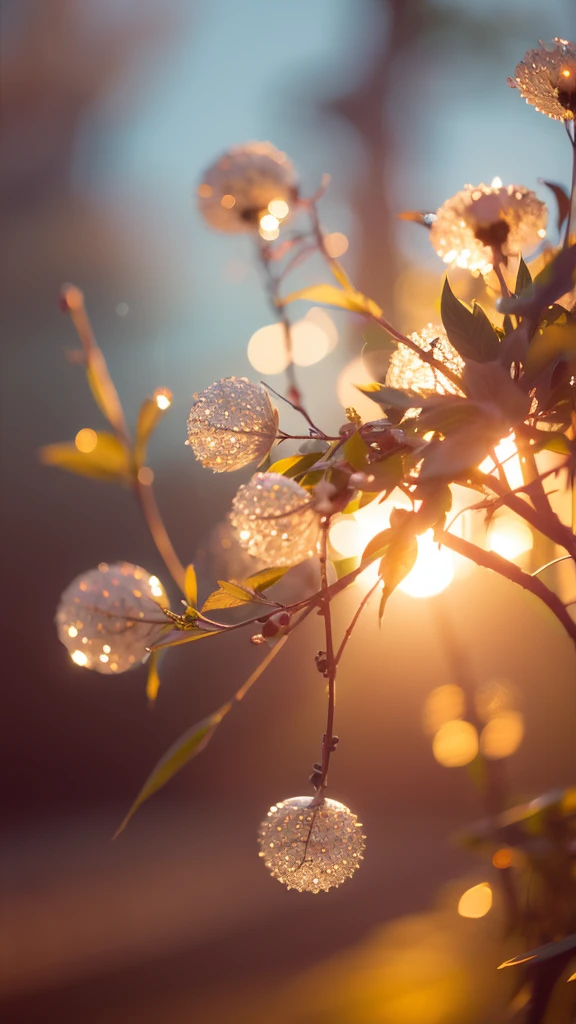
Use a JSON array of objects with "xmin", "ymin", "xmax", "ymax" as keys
[
  {"xmin": 258, "ymin": 796, "xmax": 366, "ymax": 892},
  {"xmin": 511, "ymin": 38, "xmax": 576, "ymax": 120},
  {"xmin": 386, "ymin": 324, "xmax": 464, "ymax": 397},
  {"xmin": 230, "ymin": 472, "xmax": 319, "ymax": 566},
  {"xmin": 197, "ymin": 142, "xmax": 298, "ymax": 235},
  {"xmin": 429, "ymin": 181, "xmax": 547, "ymax": 275},
  {"xmin": 186, "ymin": 377, "xmax": 277, "ymax": 473},
  {"xmin": 56, "ymin": 563, "xmax": 168, "ymax": 674}
]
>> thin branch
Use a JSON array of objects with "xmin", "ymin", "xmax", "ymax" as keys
[
  {"xmin": 335, "ymin": 577, "xmax": 380, "ymax": 666},
  {"xmin": 436, "ymin": 529, "xmax": 576, "ymax": 646},
  {"xmin": 311, "ymin": 519, "xmax": 337, "ymax": 806},
  {"xmin": 531, "ymin": 554, "xmax": 573, "ymax": 577},
  {"xmin": 135, "ymin": 477, "xmax": 186, "ymax": 593}
]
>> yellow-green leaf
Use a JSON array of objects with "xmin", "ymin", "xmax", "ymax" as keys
[
  {"xmin": 268, "ymin": 452, "xmax": 323, "ymax": 477},
  {"xmin": 39, "ymin": 433, "xmax": 131, "ymax": 483},
  {"xmin": 134, "ymin": 395, "xmax": 170, "ymax": 467},
  {"xmin": 331, "ymin": 555, "xmax": 360, "ymax": 579},
  {"xmin": 184, "ymin": 564, "xmax": 198, "ymax": 609},
  {"xmin": 150, "ymin": 628, "xmax": 222, "ymax": 651},
  {"xmin": 524, "ymin": 321, "xmax": 576, "ymax": 380},
  {"xmin": 86, "ymin": 349, "xmax": 126, "ymax": 436},
  {"xmin": 244, "ymin": 566, "xmax": 290, "ymax": 591},
  {"xmin": 281, "ymin": 283, "xmax": 382, "ymax": 320},
  {"xmin": 114, "ymin": 702, "xmax": 232, "ymax": 838},
  {"xmin": 146, "ymin": 651, "xmax": 161, "ymax": 705}
]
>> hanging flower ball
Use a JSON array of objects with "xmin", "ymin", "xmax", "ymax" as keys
[
  {"xmin": 386, "ymin": 324, "xmax": 464, "ymax": 398},
  {"xmin": 230, "ymin": 472, "xmax": 319, "ymax": 566},
  {"xmin": 197, "ymin": 142, "xmax": 298, "ymax": 235},
  {"xmin": 56, "ymin": 562, "xmax": 168, "ymax": 674},
  {"xmin": 186, "ymin": 377, "xmax": 277, "ymax": 473},
  {"xmin": 510, "ymin": 38, "xmax": 576, "ymax": 121},
  {"xmin": 429, "ymin": 181, "xmax": 547, "ymax": 275},
  {"xmin": 258, "ymin": 796, "xmax": 366, "ymax": 893}
]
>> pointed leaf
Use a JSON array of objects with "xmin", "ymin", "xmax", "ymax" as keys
[
  {"xmin": 134, "ymin": 392, "xmax": 171, "ymax": 467},
  {"xmin": 356, "ymin": 384, "xmax": 419, "ymax": 411},
  {"xmin": 114, "ymin": 703, "xmax": 232, "ymax": 837},
  {"xmin": 39, "ymin": 433, "xmax": 131, "ymax": 482},
  {"xmin": 361, "ymin": 529, "xmax": 392, "ymax": 565},
  {"xmin": 524, "ymin": 321, "xmax": 576, "ymax": 381},
  {"xmin": 281, "ymin": 283, "xmax": 382, "ymax": 320},
  {"xmin": 244, "ymin": 566, "xmax": 290, "ymax": 592},
  {"xmin": 150, "ymin": 628, "xmax": 222, "ymax": 651},
  {"xmin": 499, "ymin": 245, "xmax": 576, "ymax": 319},
  {"xmin": 539, "ymin": 179, "xmax": 571, "ymax": 233},
  {"xmin": 343, "ymin": 430, "xmax": 371, "ymax": 471},
  {"xmin": 515, "ymin": 256, "xmax": 532, "ymax": 296},
  {"xmin": 441, "ymin": 277, "xmax": 500, "ymax": 362},
  {"xmin": 267, "ymin": 452, "xmax": 323, "ymax": 478},
  {"xmin": 85, "ymin": 349, "xmax": 126, "ymax": 436},
  {"xmin": 499, "ymin": 934, "xmax": 576, "ymax": 970},
  {"xmin": 184, "ymin": 565, "xmax": 198, "ymax": 609}
]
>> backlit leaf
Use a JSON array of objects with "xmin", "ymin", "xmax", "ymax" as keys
[
  {"xmin": 86, "ymin": 350, "xmax": 126, "ymax": 436},
  {"xmin": 515, "ymin": 256, "xmax": 532, "ymax": 296},
  {"xmin": 114, "ymin": 703, "xmax": 232, "ymax": 837},
  {"xmin": 244, "ymin": 566, "xmax": 290, "ymax": 592},
  {"xmin": 39, "ymin": 433, "xmax": 131, "ymax": 483},
  {"xmin": 499, "ymin": 245, "xmax": 576, "ymax": 319},
  {"xmin": 184, "ymin": 565, "xmax": 198, "ymax": 609},
  {"xmin": 268, "ymin": 452, "xmax": 324, "ymax": 478},
  {"xmin": 524, "ymin": 321, "xmax": 576, "ymax": 381},
  {"xmin": 150, "ymin": 628, "xmax": 222, "ymax": 651},
  {"xmin": 146, "ymin": 651, "xmax": 161, "ymax": 705},
  {"xmin": 539, "ymin": 179, "xmax": 570, "ymax": 233},
  {"xmin": 499, "ymin": 934, "xmax": 576, "ymax": 970},
  {"xmin": 281, "ymin": 283, "xmax": 382, "ymax": 320},
  {"xmin": 441, "ymin": 277, "xmax": 500, "ymax": 362},
  {"xmin": 135, "ymin": 395, "xmax": 170, "ymax": 467}
]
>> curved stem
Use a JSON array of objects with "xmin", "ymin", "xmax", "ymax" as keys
[
  {"xmin": 335, "ymin": 577, "xmax": 381, "ymax": 666},
  {"xmin": 563, "ymin": 120, "xmax": 576, "ymax": 249},
  {"xmin": 135, "ymin": 477, "xmax": 186, "ymax": 593},
  {"xmin": 436, "ymin": 528, "xmax": 576, "ymax": 647},
  {"xmin": 257, "ymin": 242, "xmax": 301, "ymax": 403},
  {"xmin": 311, "ymin": 519, "xmax": 337, "ymax": 806}
]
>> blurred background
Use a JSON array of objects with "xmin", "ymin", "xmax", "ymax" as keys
[{"xmin": 1, "ymin": 1, "xmax": 576, "ymax": 1021}]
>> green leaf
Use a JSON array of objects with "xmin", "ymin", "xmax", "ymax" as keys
[
  {"xmin": 39, "ymin": 432, "xmax": 131, "ymax": 482},
  {"xmin": 515, "ymin": 256, "xmax": 533, "ymax": 296},
  {"xmin": 530, "ymin": 431, "xmax": 572, "ymax": 456},
  {"xmin": 360, "ymin": 452, "xmax": 404, "ymax": 495},
  {"xmin": 331, "ymin": 555, "xmax": 360, "ymax": 579},
  {"xmin": 499, "ymin": 245, "xmax": 576, "ymax": 319},
  {"xmin": 201, "ymin": 577, "xmax": 268, "ymax": 613},
  {"xmin": 441, "ymin": 277, "xmax": 500, "ymax": 362},
  {"xmin": 524, "ymin": 321, "xmax": 576, "ymax": 381},
  {"xmin": 281, "ymin": 283, "xmax": 382, "ymax": 320},
  {"xmin": 343, "ymin": 430, "xmax": 371, "ymax": 471},
  {"xmin": 134, "ymin": 393, "xmax": 171, "ymax": 467},
  {"xmin": 184, "ymin": 565, "xmax": 198, "ymax": 609},
  {"xmin": 244, "ymin": 566, "xmax": 290, "ymax": 592},
  {"xmin": 267, "ymin": 452, "xmax": 323, "ymax": 478},
  {"xmin": 146, "ymin": 651, "xmax": 161, "ymax": 705},
  {"xmin": 114, "ymin": 703, "xmax": 232, "ymax": 838},
  {"xmin": 357, "ymin": 384, "xmax": 419, "ymax": 411}
]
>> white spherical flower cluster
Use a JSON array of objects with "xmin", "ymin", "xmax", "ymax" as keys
[
  {"xmin": 430, "ymin": 181, "xmax": 547, "ymax": 275},
  {"xmin": 386, "ymin": 324, "xmax": 464, "ymax": 398},
  {"xmin": 511, "ymin": 38, "xmax": 576, "ymax": 121},
  {"xmin": 187, "ymin": 377, "xmax": 277, "ymax": 473},
  {"xmin": 197, "ymin": 142, "xmax": 298, "ymax": 235},
  {"xmin": 56, "ymin": 562, "xmax": 168, "ymax": 674},
  {"xmin": 230, "ymin": 472, "xmax": 318, "ymax": 566},
  {"xmin": 258, "ymin": 796, "xmax": 366, "ymax": 893}
]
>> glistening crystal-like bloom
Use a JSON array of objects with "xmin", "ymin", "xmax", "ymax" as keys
[
  {"xmin": 56, "ymin": 563, "xmax": 168, "ymax": 674},
  {"xmin": 230, "ymin": 472, "xmax": 319, "ymax": 566},
  {"xmin": 511, "ymin": 38, "xmax": 576, "ymax": 120},
  {"xmin": 258, "ymin": 796, "xmax": 366, "ymax": 892},
  {"xmin": 197, "ymin": 142, "xmax": 298, "ymax": 235},
  {"xmin": 386, "ymin": 324, "xmax": 464, "ymax": 397},
  {"xmin": 429, "ymin": 181, "xmax": 547, "ymax": 275},
  {"xmin": 186, "ymin": 377, "xmax": 277, "ymax": 472}
]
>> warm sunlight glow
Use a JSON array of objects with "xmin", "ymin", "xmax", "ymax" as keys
[
  {"xmin": 337, "ymin": 358, "xmax": 383, "ymax": 422},
  {"xmin": 75, "ymin": 428, "xmax": 97, "ymax": 453},
  {"xmin": 458, "ymin": 883, "xmax": 492, "ymax": 919},
  {"xmin": 291, "ymin": 320, "xmax": 330, "ymax": 367},
  {"xmin": 247, "ymin": 323, "xmax": 290, "ymax": 374},
  {"xmin": 268, "ymin": 198, "xmax": 290, "ymax": 220},
  {"xmin": 488, "ymin": 515, "xmax": 533, "ymax": 560},
  {"xmin": 220, "ymin": 193, "xmax": 236, "ymax": 209},
  {"xmin": 259, "ymin": 213, "xmax": 280, "ymax": 240},
  {"xmin": 480, "ymin": 711, "xmax": 525, "ymax": 760},
  {"xmin": 492, "ymin": 847, "xmax": 514, "ymax": 869},
  {"xmin": 305, "ymin": 306, "xmax": 338, "ymax": 352},
  {"xmin": 67, "ymin": 626, "xmax": 78, "ymax": 638},
  {"xmin": 137, "ymin": 467, "xmax": 154, "ymax": 485},
  {"xmin": 423, "ymin": 685, "xmax": 466, "ymax": 736},
  {"xmin": 71, "ymin": 650, "xmax": 88, "ymax": 667},
  {"xmin": 433, "ymin": 720, "xmax": 478, "ymax": 767},
  {"xmin": 490, "ymin": 176, "xmax": 503, "ymax": 189},
  {"xmin": 154, "ymin": 388, "xmax": 172, "ymax": 410},
  {"xmin": 329, "ymin": 517, "xmax": 362, "ymax": 558},
  {"xmin": 479, "ymin": 434, "xmax": 523, "ymax": 490},
  {"xmin": 398, "ymin": 530, "xmax": 454, "ymax": 598},
  {"xmin": 324, "ymin": 232, "xmax": 349, "ymax": 257}
]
